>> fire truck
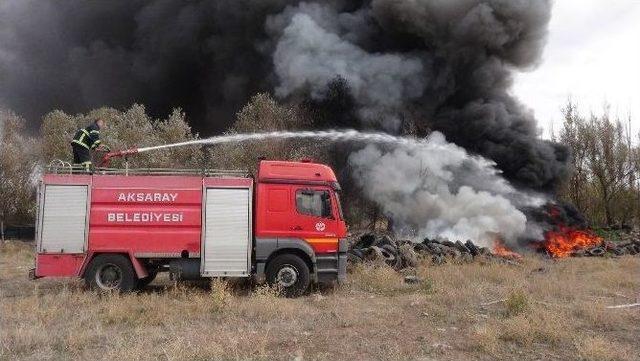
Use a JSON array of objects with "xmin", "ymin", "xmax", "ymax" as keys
[{"xmin": 30, "ymin": 159, "xmax": 348, "ymax": 296}]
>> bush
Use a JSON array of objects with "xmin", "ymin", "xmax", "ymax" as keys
[{"xmin": 504, "ymin": 289, "xmax": 529, "ymax": 317}]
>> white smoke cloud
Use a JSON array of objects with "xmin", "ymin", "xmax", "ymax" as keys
[
  {"xmin": 349, "ymin": 132, "xmax": 540, "ymax": 246},
  {"xmin": 271, "ymin": 11, "xmax": 425, "ymax": 130}
]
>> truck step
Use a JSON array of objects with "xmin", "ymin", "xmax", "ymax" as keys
[{"xmin": 316, "ymin": 255, "xmax": 338, "ymax": 261}]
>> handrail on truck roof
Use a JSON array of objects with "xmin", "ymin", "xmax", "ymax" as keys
[{"xmin": 46, "ymin": 161, "xmax": 250, "ymax": 178}]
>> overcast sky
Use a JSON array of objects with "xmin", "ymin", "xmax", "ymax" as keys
[{"xmin": 513, "ymin": 0, "xmax": 640, "ymax": 138}]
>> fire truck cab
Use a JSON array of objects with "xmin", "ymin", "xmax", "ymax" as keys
[{"xmin": 31, "ymin": 160, "xmax": 348, "ymax": 296}]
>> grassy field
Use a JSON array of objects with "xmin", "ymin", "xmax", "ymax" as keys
[{"xmin": 1, "ymin": 241, "xmax": 639, "ymax": 361}]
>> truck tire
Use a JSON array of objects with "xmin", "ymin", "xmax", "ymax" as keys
[
  {"xmin": 85, "ymin": 254, "xmax": 137, "ymax": 292},
  {"xmin": 136, "ymin": 271, "xmax": 157, "ymax": 289},
  {"xmin": 266, "ymin": 254, "xmax": 310, "ymax": 297}
]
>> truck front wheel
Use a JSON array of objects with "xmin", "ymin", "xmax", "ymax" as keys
[
  {"xmin": 85, "ymin": 254, "xmax": 137, "ymax": 292},
  {"xmin": 266, "ymin": 254, "xmax": 310, "ymax": 297}
]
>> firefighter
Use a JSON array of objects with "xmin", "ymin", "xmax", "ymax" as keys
[{"xmin": 70, "ymin": 118, "xmax": 109, "ymax": 170}]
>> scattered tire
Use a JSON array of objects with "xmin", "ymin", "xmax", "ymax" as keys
[
  {"xmin": 573, "ymin": 249, "xmax": 587, "ymax": 257},
  {"xmin": 364, "ymin": 246, "xmax": 384, "ymax": 261},
  {"xmin": 348, "ymin": 249, "xmax": 365, "ymax": 264},
  {"xmin": 399, "ymin": 244, "xmax": 418, "ymax": 268},
  {"xmin": 426, "ymin": 243, "xmax": 445, "ymax": 255},
  {"xmin": 587, "ymin": 247, "xmax": 606, "ymax": 257},
  {"xmin": 84, "ymin": 254, "xmax": 137, "ymax": 292},
  {"xmin": 465, "ymin": 240, "xmax": 479, "ymax": 256},
  {"xmin": 266, "ymin": 254, "xmax": 310, "ymax": 297},
  {"xmin": 441, "ymin": 240, "xmax": 456, "ymax": 248},
  {"xmin": 413, "ymin": 243, "xmax": 429, "ymax": 252},
  {"xmin": 353, "ymin": 234, "xmax": 376, "ymax": 249},
  {"xmin": 373, "ymin": 235, "xmax": 395, "ymax": 248},
  {"xmin": 381, "ymin": 244, "xmax": 402, "ymax": 269},
  {"xmin": 350, "ymin": 249, "xmax": 365, "ymax": 259}
]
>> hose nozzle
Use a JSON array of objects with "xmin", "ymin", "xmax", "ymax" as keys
[{"xmin": 99, "ymin": 148, "xmax": 139, "ymax": 167}]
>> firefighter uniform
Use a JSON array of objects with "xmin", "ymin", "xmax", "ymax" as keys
[{"xmin": 70, "ymin": 122, "xmax": 104, "ymax": 170}]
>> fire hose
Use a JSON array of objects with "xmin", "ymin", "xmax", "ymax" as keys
[
  {"xmin": 99, "ymin": 148, "xmax": 140, "ymax": 167},
  {"xmin": 98, "ymin": 142, "xmax": 193, "ymax": 167}
]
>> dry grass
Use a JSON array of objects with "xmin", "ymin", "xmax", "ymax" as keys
[{"xmin": 1, "ymin": 241, "xmax": 639, "ymax": 361}]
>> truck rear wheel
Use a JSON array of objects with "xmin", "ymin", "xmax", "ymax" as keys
[
  {"xmin": 85, "ymin": 254, "xmax": 136, "ymax": 292},
  {"xmin": 266, "ymin": 254, "xmax": 310, "ymax": 297}
]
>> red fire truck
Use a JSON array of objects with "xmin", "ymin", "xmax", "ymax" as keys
[{"xmin": 31, "ymin": 160, "xmax": 348, "ymax": 296}]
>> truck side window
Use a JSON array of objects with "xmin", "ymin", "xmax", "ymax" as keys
[{"xmin": 296, "ymin": 190, "xmax": 332, "ymax": 218}]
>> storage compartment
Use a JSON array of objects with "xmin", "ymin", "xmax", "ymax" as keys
[
  {"xmin": 35, "ymin": 254, "xmax": 86, "ymax": 277},
  {"xmin": 38, "ymin": 185, "xmax": 89, "ymax": 253},
  {"xmin": 201, "ymin": 188, "xmax": 252, "ymax": 276}
]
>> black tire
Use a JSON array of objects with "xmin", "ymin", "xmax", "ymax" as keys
[
  {"xmin": 84, "ymin": 254, "xmax": 137, "ymax": 292},
  {"xmin": 136, "ymin": 271, "xmax": 157, "ymax": 289},
  {"xmin": 266, "ymin": 254, "xmax": 310, "ymax": 297}
]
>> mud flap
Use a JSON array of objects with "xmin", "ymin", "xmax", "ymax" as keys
[
  {"xmin": 129, "ymin": 255, "xmax": 149, "ymax": 279},
  {"xmin": 338, "ymin": 252, "xmax": 347, "ymax": 283},
  {"xmin": 28, "ymin": 268, "xmax": 39, "ymax": 280},
  {"xmin": 338, "ymin": 238, "xmax": 348, "ymax": 283},
  {"xmin": 254, "ymin": 262, "xmax": 266, "ymax": 283}
]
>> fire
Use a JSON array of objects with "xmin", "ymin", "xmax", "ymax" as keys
[
  {"xmin": 492, "ymin": 238, "xmax": 522, "ymax": 259},
  {"xmin": 540, "ymin": 205, "xmax": 604, "ymax": 258},
  {"xmin": 543, "ymin": 225, "xmax": 603, "ymax": 258}
]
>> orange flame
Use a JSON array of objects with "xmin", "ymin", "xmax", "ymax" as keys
[
  {"xmin": 492, "ymin": 238, "xmax": 522, "ymax": 259},
  {"xmin": 543, "ymin": 225, "xmax": 603, "ymax": 258}
]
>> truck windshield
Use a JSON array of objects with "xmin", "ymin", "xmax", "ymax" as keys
[{"xmin": 296, "ymin": 189, "xmax": 332, "ymax": 218}]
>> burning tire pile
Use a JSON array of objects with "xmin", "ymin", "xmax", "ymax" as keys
[
  {"xmin": 557, "ymin": 239, "xmax": 640, "ymax": 258},
  {"xmin": 347, "ymin": 233, "xmax": 513, "ymax": 271},
  {"xmin": 348, "ymin": 231, "xmax": 640, "ymax": 271},
  {"xmin": 541, "ymin": 225, "xmax": 640, "ymax": 258}
]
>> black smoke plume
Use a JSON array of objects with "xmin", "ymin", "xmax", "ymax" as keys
[
  {"xmin": 0, "ymin": 0, "xmax": 289, "ymax": 133},
  {"xmin": 0, "ymin": 0, "xmax": 567, "ymax": 192}
]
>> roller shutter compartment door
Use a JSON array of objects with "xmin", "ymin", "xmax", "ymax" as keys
[
  {"xmin": 39, "ymin": 185, "xmax": 88, "ymax": 253},
  {"xmin": 202, "ymin": 188, "xmax": 251, "ymax": 276}
]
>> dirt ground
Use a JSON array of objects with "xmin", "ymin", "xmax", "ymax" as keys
[{"xmin": 1, "ymin": 241, "xmax": 639, "ymax": 361}]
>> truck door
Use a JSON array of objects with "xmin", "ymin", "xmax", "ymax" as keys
[{"xmin": 288, "ymin": 187, "xmax": 339, "ymax": 252}]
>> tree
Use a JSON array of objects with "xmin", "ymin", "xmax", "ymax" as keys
[
  {"xmin": 40, "ymin": 104, "xmax": 204, "ymax": 169},
  {"xmin": 557, "ymin": 100, "xmax": 638, "ymax": 226},
  {"xmin": 207, "ymin": 93, "xmax": 327, "ymax": 174},
  {"xmin": 0, "ymin": 110, "xmax": 39, "ymax": 225},
  {"xmin": 0, "ymin": 105, "xmax": 206, "ymax": 226}
]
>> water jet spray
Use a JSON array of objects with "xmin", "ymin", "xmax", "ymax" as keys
[{"xmin": 100, "ymin": 129, "xmax": 436, "ymax": 166}]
